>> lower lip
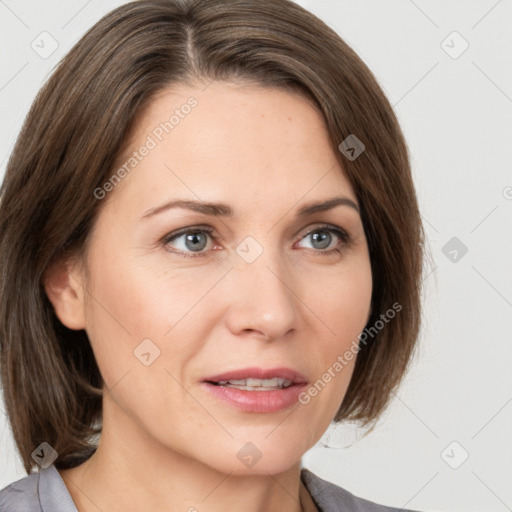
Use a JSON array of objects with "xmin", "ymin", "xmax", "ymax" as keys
[{"xmin": 202, "ymin": 382, "xmax": 307, "ymax": 413}]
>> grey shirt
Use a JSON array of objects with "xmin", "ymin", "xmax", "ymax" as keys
[{"xmin": 0, "ymin": 464, "xmax": 419, "ymax": 511}]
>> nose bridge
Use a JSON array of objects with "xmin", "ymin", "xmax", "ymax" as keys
[{"xmin": 226, "ymin": 237, "xmax": 298, "ymax": 339}]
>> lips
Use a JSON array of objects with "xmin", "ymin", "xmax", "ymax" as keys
[{"xmin": 201, "ymin": 367, "xmax": 308, "ymax": 413}]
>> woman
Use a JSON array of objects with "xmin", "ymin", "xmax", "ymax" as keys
[{"xmin": 0, "ymin": 0, "xmax": 424, "ymax": 510}]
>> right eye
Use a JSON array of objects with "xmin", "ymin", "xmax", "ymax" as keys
[{"xmin": 162, "ymin": 227, "xmax": 217, "ymax": 257}]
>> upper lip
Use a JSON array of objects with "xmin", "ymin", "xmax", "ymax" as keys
[{"xmin": 203, "ymin": 367, "xmax": 308, "ymax": 384}]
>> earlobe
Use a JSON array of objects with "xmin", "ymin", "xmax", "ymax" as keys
[{"xmin": 43, "ymin": 257, "xmax": 87, "ymax": 330}]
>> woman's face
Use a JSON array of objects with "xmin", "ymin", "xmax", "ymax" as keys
[{"xmin": 72, "ymin": 81, "xmax": 372, "ymax": 474}]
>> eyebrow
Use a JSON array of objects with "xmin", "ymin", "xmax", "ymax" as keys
[{"xmin": 141, "ymin": 195, "xmax": 360, "ymax": 220}]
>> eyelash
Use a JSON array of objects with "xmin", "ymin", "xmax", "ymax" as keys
[{"xmin": 161, "ymin": 224, "xmax": 351, "ymax": 259}]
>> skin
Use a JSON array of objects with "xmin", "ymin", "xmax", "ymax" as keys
[{"xmin": 46, "ymin": 81, "xmax": 372, "ymax": 512}]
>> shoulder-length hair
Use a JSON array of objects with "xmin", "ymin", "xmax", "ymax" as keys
[{"xmin": 0, "ymin": 0, "xmax": 424, "ymax": 473}]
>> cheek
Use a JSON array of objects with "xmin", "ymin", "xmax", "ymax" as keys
[
  {"xmin": 102, "ymin": 249, "xmax": 229, "ymax": 319},
  {"xmin": 299, "ymin": 257, "xmax": 372, "ymax": 416},
  {"xmin": 81, "ymin": 249, "xmax": 229, "ymax": 385},
  {"xmin": 305, "ymin": 255, "xmax": 372, "ymax": 344}
]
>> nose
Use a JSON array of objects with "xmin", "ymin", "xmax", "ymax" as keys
[{"xmin": 223, "ymin": 246, "xmax": 299, "ymax": 342}]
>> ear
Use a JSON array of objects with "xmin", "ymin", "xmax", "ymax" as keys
[{"xmin": 43, "ymin": 256, "xmax": 87, "ymax": 330}]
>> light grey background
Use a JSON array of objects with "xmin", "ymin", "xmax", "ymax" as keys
[{"xmin": 1, "ymin": 1, "xmax": 511, "ymax": 511}]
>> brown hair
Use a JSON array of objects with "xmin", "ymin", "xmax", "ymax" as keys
[{"xmin": 0, "ymin": 0, "xmax": 424, "ymax": 473}]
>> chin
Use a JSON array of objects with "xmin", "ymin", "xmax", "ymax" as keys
[{"xmin": 204, "ymin": 431, "xmax": 315, "ymax": 476}]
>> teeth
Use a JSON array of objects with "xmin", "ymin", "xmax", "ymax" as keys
[
  {"xmin": 227, "ymin": 379, "xmax": 246, "ymax": 385},
  {"xmin": 215, "ymin": 378, "xmax": 293, "ymax": 390}
]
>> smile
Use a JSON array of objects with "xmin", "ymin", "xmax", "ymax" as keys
[
  {"xmin": 202, "ymin": 367, "xmax": 308, "ymax": 413},
  {"xmin": 214, "ymin": 377, "xmax": 293, "ymax": 390}
]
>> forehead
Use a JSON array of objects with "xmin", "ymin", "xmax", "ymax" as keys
[{"xmin": 104, "ymin": 81, "xmax": 357, "ymax": 217}]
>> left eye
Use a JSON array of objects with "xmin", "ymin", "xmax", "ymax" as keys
[
  {"xmin": 162, "ymin": 225, "xmax": 349, "ymax": 257},
  {"xmin": 297, "ymin": 227, "xmax": 348, "ymax": 252}
]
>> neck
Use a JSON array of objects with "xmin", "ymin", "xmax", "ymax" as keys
[{"xmin": 59, "ymin": 397, "xmax": 314, "ymax": 512}]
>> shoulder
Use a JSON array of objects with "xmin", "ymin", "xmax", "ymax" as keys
[
  {"xmin": 301, "ymin": 468, "xmax": 421, "ymax": 512},
  {"xmin": 0, "ymin": 464, "xmax": 77, "ymax": 512},
  {"xmin": 0, "ymin": 470, "xmax": 41, "ymax": 511}
]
